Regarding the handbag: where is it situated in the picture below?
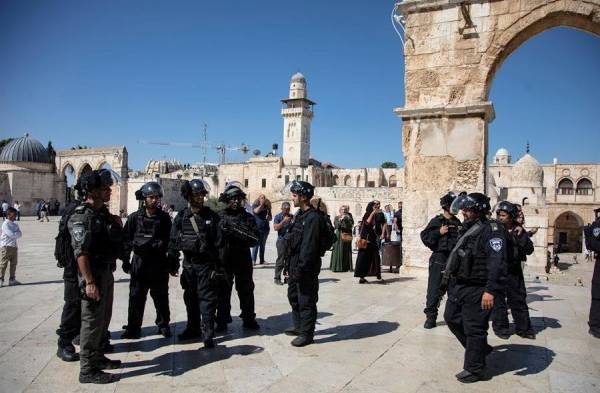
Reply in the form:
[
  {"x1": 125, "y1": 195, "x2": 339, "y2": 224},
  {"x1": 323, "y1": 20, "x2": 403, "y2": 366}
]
[
  {"x1": 356, "y1": 238, "x2": 368, "y2": 249},
  {"x1": 341, "y1": 232, "x2": 353, "y2": 243}
]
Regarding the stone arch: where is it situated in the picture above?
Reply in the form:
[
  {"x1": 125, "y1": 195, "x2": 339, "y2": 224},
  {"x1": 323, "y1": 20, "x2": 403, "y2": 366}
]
[
  {"x1": 389, "y1": 175, "x2": 398, "y2": 188},
  {"x1": 333, "y1": 175, "x2": 339, "y2": 186},
  {"x1": 576, "y1": 177, "x2": 593, "y2": 195},
  {"x1": 343, "y1": 175, "x2": 351, "y2": 186},
  {"x1": 557, "y1": 177, "x2": 574, "y2": 195},
  {"x1": 553, "y1": 210, "x2": 584, "y2": 253},
  {"x1": 78, "y1": 163, "x2": 92, "y2": 177},
  {"x1": 482, "y1": 4, "x2": 600, "y2": 101},
  {"x1": 356, "y1": 175, "x2": 362, "y2": 187}
]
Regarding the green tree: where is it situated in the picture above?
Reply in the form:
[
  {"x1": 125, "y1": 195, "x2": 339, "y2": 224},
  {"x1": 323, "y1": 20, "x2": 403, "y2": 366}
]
[
  {"x1": 204, "y1": 196, "x2": 227, "y2": 212},
  {"x1": 381, "y1": 161, "x2": 398, "y2": 168},
  {"x1": 0, "y1": 138, "x2": 14, "y2": 151}
]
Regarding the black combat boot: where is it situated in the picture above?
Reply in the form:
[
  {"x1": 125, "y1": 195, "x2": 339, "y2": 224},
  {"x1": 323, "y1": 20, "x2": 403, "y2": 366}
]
[
  {"x1": 291, "y1": 335, "x2": 314, "y2": 347},
  {"x1": 57, "y1": 345, "x2": 79, "y2": 362},
  {"x1": 121, "y1": 327, "x2": 141, "y2": 339},
  {"x1": 455, "y1": 369, "x2": 482, "y2": 383},
  {"x1": 243, "y1": 319, "x2": 260, "y2": 330},
  {"x1": 79, "y1": 370, "x2": 120, "y2": 384},
  {"x1": 517, "y1": 329, "x2": 536, "y2": 340},
  {"x1": 158, "y1": 326, "x2": 172, "y2": 338},
  {"x1": 423, "y1": 316, "x2": 437, "y2": 329}
]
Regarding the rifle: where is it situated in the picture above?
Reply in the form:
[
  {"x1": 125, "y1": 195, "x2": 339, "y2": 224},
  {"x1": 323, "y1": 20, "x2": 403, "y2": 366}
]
[
  {"x1": 436, "y1": 221, "x2": 483, "y2": 307},
  {"x1": 221, "y1": 217, "x2": 259, "y2": 244}
]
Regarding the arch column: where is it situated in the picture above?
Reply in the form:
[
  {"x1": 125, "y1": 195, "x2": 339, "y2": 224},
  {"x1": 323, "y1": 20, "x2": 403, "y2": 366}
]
[{"x1": 395, "y1": 102, "x2": 495, "y2": 269}]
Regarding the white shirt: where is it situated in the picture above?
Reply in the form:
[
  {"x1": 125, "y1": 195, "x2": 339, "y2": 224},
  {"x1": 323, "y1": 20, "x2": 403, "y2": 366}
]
[
  {"x1": 1, "y1": 202, "x2": 8, "y2": 212},
  {"x1": 13, "y1": 203, "x2": 20, "y2": 211},
  {"x1": 1, "y1": 219, "x2": 22, "y2": 248}
]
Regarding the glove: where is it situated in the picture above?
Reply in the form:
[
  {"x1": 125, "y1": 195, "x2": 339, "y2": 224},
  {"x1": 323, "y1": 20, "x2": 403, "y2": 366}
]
[{"x1": 122, "y1": 260, "x2": 131, "y2": 274}]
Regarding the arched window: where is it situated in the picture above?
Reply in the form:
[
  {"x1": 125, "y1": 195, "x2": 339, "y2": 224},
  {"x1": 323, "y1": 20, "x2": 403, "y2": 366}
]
[
  {"x1": 343, "y1": 175, "x2": 351, "y2": 186},
  {"x1": 333, "y1": 175, "x2": 339, "y2": 186},
  {"x1": 576, "y1": 178, "x2": 593, "y2": 195},
  {"x1": 557, "y1": 178, "x2": 574, "y2": 195},
  {"x1": 389, "y1": 175, "x2": 397, "y2": 188},
  {"x1": 356, "y1": 175, "x2": 362, "y2": 187}
]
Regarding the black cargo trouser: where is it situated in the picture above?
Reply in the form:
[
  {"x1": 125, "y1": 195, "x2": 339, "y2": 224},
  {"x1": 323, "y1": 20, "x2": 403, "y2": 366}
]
[
  {"x1": 275, "y1": 239, "x2": 286, "y2": 281},
  {"x1": 424, "y1": 252, "x2": 447, "y2": 318},
  {"x1": 181, "y1": 263, "x2": 217, "y2": 338},
  {"x1": 127, "y1": 256, "x2": 170, "y2": 332},
  {"x1": 492, "y1": 269, "x2": 531, "y2": 335},
  {"x1": 444, "y1": 284, "x2": 491, "y2": 375},
  {"x1": 287, "y1": 272, "x2": 319, "y2": 338},
  {"x1": 589, "y1": 257, "x2": 600, "y2": 333},
  {"x1": 217, "y1": 258, "x2": 256, "y2": 325},
  {"x1": 80, "y1": 265, "x2": 114, "y2": 375},
  {"x1": 57, "y1": 278, "x2": 81, "y2": 348}
]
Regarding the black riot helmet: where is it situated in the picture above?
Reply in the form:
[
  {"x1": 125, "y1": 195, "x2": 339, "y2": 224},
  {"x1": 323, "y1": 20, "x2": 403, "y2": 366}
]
[
  {"x1": 135, "y1": 181, "x2": 163, "y2": 200},
  {"x1": 494, "y1": 200, "x2": 517, "y2": 218},
  {"x1": 449, "y1": 192, "x2": 491, "y2": 215},
  {"x1": 74, "y1": 169, "x2": 118, "y2": 196},
  {"x1": 218, "y1": 181, "x2": 247, "y2": 203},
  {"x1": 180, "y1": 179, "x2": 210, "y2": 201},
  {"x1": 440, "y1": 192, "x2": 457, "y2": 210},
  {"x1": 282, "y1": 180, "x2": 314, "y2": 199}
]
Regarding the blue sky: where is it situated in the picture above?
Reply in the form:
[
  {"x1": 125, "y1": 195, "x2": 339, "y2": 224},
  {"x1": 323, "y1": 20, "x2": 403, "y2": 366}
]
[{"x1": 1, "y1": 1, "x2": 599, "y2": 170}]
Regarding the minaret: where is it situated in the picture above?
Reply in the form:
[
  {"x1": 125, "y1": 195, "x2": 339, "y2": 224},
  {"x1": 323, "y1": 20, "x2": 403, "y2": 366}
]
[{"x1": 281, "y1": 72, "x2": 315, "y2": 167}]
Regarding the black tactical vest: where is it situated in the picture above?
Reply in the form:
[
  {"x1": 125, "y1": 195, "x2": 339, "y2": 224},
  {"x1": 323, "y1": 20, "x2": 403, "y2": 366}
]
[{"x1": 132, "y1": 213, "x2": 160, "y2": 257}]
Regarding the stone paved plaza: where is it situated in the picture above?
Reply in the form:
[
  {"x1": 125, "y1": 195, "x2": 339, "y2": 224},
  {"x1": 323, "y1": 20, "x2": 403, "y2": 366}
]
[{"x1": 0, "y1": 217, "x2": 599, "y2": 393}]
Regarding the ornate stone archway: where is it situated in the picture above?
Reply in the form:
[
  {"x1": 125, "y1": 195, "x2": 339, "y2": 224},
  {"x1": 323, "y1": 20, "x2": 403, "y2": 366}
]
[
  {"x1": 394, "y1": 0, "x2": 600, "y2": 268},
  {"x1": 55, "y1": 147, "x2": 129, "y2": 214}
]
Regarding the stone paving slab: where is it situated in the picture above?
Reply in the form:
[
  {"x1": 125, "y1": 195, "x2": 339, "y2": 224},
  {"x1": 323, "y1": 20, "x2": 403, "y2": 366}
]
[{"x1": 0, "y1": 217, "x2": 598, "y2": 392}]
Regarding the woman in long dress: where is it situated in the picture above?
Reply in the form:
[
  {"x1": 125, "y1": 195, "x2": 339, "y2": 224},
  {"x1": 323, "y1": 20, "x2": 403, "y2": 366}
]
[
  {"x1": 330, "y1": 205, "x2": 354, "y2": 272},
  {"x1": 354, "y1": 201, "x2": 383, "y2": 283}
]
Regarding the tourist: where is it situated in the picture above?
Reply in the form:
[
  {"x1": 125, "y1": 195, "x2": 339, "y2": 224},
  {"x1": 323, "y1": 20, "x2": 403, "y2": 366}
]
[
  {"x1": 251, "y1": 194, "x2": 272, "y2": 265},
  {"x1": 1, "y1": 200, "x2": 8, "y2": 220},
  {"x1": 372, "y1": 200, "x2": 386, "y2": 252},
  {"x1": 40, "y1": 200, "x2": 49, "y2": 222},
  {"x1": 330, "y1": 205, "x2": 354, "y2": 272},
  {"x1": 13, "y1": 201, "x2": 20, "y2": 221},
  {"x1": 354, "y1": 201, "x2": 383, "y2": 283},
  {"x1": 0, "y1": 207, "x2": 22, "y2": 286},
  {"x1": 273, "y1": 202, "x2": 293, "y2": 285},
  {"x1": 383, "y1": 204, "x2": 393, "y2": 242},
  {"x1": 353, "y1": 220, "x2": 362, "y2": 251},
  {"x1": 393, "y1": 201, "x2": 403, "y2": 243}
]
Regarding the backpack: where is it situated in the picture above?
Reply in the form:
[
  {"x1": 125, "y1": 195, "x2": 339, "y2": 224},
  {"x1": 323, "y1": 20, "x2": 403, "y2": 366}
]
[
  {"x1": 317, "y1": 211, "x2": 337, "y2": 257},
  {"x1": 54, "y1": 201, "x2": 81, "y2": 268}
]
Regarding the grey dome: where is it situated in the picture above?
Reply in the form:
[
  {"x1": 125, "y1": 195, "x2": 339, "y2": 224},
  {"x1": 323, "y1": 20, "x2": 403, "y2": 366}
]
[
  {"x1": 0, "y1": 134, "x2": 50, "y2": 163},
  {"x1": 291, "y1": 72, "x2": 306, "y2": 82}
]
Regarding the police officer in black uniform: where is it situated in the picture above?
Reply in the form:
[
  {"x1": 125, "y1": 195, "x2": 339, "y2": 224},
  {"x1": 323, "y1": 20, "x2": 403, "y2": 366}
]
[
  {"x1": 443, "y1": 192, "x2": 507, "y2": 383},
  {"x1": 283, "y1": 181, "x2": 321, "y2": 347},
  {"x1": 491, "y1": 201, "x2": 536, "y2": 340},
  {"x1": 585, "y1": 208, "x2": 600, "y2": 338},
  {"x1": 168, "y1": 179, "x2": 221, "y2": 348},
  {"x1": 68, "y1": 169, "x2": 125, "y2": 384},
  {"x1": 56, "y1": 194, "x2": 84, "y2": 362},
  {"x1": 216, "y1": 183, "x2": 260, "y2": 332},
  {"x1": 121, "y1": 182, "x2": 175, "y2": 339},
  {"x1": 420, "y1": 192, "x2": 461, "y2": 329}
]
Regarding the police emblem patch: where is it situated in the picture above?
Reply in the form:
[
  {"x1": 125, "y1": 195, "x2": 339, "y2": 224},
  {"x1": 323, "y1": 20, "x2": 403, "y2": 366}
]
[
  {"x1": 593, "y1": 227, "x2": 600, "y2": 238},
  {"x1": 489, "y1": 237, "x2": 503, "y2": 252},
  {"x1": 72, "y1": 223, "x2": 85, "y2": 242}
]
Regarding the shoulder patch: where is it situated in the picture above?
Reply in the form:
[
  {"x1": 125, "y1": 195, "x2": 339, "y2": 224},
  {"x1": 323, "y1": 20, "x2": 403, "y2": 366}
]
[
  {"x1": 72, "y1": 222, "x2": 85, "y2": 242},
  {"x1": 593, "y1": 227, "x2": 600, "y2": 238},
  {"x1": 489, "y1": 237, "x2": 503, "y2": 252}
]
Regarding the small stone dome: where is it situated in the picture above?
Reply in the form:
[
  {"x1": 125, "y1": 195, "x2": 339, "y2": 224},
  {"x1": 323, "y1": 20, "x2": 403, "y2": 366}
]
[
  {"x1": 144, "y1": 159, "x2": 183, "y2": 175},
  {"x1": 291, "y1": 72, "x2": 305, "y2": 82},
  {"x1": 495, "y1": 148, "x2": 509, "y2": 157},
  {"x1": 0, "y1": 133, "x2": 50, "y2": 163},
  {"x1": 512, "y1": 153, "x2": 543, "y2": 187}
]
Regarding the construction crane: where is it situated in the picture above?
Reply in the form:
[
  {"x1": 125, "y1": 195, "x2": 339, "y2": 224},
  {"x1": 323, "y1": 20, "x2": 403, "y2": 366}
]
[{"x1": 138, "y1": 124, "x2": 251, "y2": 168}]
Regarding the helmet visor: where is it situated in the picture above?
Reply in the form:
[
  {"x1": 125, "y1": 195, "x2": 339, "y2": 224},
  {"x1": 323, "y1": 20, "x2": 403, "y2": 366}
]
[{"x1": 449, "y1": 194, "x2": 475, "y2": 215}]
